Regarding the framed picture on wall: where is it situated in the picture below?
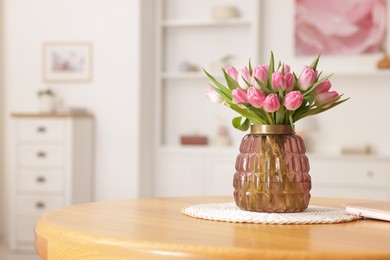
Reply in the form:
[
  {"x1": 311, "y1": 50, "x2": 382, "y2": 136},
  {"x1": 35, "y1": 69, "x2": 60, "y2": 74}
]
[
  {"x1": 42, "y1": 42, "x2": 93, "y2": 83},
  {"x1": 262, "y1": 0, "x2": 390, "y2": 75},
  {"x1": 295, "y1": 0, "x2": 388, "y2": 57},
  {"x1": 292, "y1": 0, "x2": 390, "y2": 73}
]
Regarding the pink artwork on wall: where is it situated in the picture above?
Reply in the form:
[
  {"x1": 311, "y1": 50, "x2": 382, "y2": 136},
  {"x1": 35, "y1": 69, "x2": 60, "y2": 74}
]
[{"x1": 295, "y1": 0, "x2": 387, "y2": 56}]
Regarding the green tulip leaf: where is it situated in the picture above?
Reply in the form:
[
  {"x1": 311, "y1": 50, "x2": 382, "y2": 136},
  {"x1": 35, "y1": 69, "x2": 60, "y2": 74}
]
[
  {"x1": 276, "y1": 105, "x2": 285, "y2": 124},
  {"x1": 232, "y1": 117, "x2": 251, "y2": 131},
  {"x1": 248, "y1": 58, "x2": 253, "y2": 76},
  {"x1": 222, "y1": 69, "x2": 240, "y2": 90},
  {"x1": 268, "y1": 51, "x2": 275, "y2": 84},
  {"x1": 310, "y1": 54, "x2": 321, "y2": 70},
  {"x1": 204, "y1": 69, "x2": 232, "y2": 99}
]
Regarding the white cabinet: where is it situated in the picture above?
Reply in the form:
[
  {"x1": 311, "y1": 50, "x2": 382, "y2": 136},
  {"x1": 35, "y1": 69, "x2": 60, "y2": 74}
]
[
  {"x1": 154, "y1": 0, "x2": 261, "y2": 196},
  {"x1": 10, "y1": 113, "x2": 93, "y2": 251},
  {"x1": 155, "y1": 149, "x2": 390, "y2": 201},
  {"x1": 309, "y1": 154, "x2": 390, "y2": 200},
  {"x1": 155, "y1": 148, "x2": 236, "y2": 197}
]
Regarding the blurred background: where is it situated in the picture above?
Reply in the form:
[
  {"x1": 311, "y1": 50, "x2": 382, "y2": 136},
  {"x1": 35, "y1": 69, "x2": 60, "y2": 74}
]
[{"x1": 1, "y1": 0, "x2": 390, "y2": 254}]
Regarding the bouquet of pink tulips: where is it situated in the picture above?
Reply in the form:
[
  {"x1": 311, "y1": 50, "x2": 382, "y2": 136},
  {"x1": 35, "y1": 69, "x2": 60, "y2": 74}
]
[{"x1": 204, "y1": 52, "x2": 348, "y2": 131}]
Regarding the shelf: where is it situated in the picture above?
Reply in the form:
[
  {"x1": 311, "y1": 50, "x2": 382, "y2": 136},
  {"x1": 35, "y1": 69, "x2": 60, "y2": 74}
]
[
  {"x1": 161, "y1": 19, "x2": 251, "y2": 28},
  {"x1": 158, "y1": 147, "x2": 390, "y2": 160},
  {"x1": 159, "y1": 145, "x2": 236, "y2": 154},
  {"x1": 307, "y1": 152, "x2": 390, "y2": 161},
  {"x1": 161, "y1": 72, "x2": 224, "y2": 80}
]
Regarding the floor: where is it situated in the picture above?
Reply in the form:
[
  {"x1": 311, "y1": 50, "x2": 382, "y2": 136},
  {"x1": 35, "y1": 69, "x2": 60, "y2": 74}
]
[{"x1": 0, "y1": 244, "x2": 40, "y2": 260}]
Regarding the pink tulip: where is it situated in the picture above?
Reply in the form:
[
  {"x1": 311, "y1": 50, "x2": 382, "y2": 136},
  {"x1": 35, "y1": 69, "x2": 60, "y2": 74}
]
[
  {"x1": 225, "y1": 66, "x2": 238, "y2": 81},
  {"x1": 284, "y1": 91, "x2": 303, "y2": 111},
  {"x1": 271, "y1": 71, "x2": 286, "y2": 91},
  {"x1": 278, "y1": 64, "x2": 291, "y2": 73},
  {"x1": 313, "y1": 79, "x2": 332, "y2": 95},
  {"x1": 298, "y1": 65, "x2": 317, "y2": 91},
  {"x1": 252, "y1": 65, "x2": 268, "y2": 88},
  {"x1": 247, "y1": 87, "x2": 266, "y2": 108},
  {"x1": 315, "y1": 91, "x2": 339, "y2": 107},
  {"x1": 232, "y1": 88, "x2": 249, "y2": 104},
  {"x1": 205, "y1": 86, "x2": 223, "y2": 104},
  {"x1": 238, "y1": 67, "x2": 252, "y2": 89},
  {"x1": 284, "y1": 72, "x2": 295, "y2": 92},
  {"x1": 263, "y1": 94, "x2": 280, "y2": 113}
]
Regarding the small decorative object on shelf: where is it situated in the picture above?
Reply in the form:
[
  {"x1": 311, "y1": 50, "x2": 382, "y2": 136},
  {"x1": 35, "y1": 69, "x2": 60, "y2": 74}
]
[
  {"x1": 214, "y1": 124, "x2": 232, "y2": 147},
  {"x1": 212, "y1": 5, "x2": 240, "y2": 20},
  {"x1": 210, "y1": 55, "x2": 235, "y2": 73},
  {"x1": 37, "y1": 88, "x2": 56, "y2": 113},
  {"x1": 179, "y1": 61, "x2": 200, "y2": 72},
  {"x1": 204, "y1": 52, "x2": 349, "y2": 212},
  {"x1": 180, "y1": 135, "x2": 208, "y2": 145},
  {"x1": 340, "y1": 144, "x2": 372, "y2": 155},
  {"x1": 377, "y1": 54, "x2": 390, "y2": 69}
]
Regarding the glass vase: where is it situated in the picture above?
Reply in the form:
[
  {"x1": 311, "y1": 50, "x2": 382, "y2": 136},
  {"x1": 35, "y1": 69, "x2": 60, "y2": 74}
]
[{"x1": 233, "y1": 125, "x2": 311, "y2": 213}]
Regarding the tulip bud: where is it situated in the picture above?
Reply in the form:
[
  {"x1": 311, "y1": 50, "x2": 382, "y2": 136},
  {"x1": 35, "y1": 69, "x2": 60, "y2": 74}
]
[
  {"x1": 238, "y1": 67, "x2": 252, "y2": 90},
  {"x1": 225, "y1": 66, "x2": 238, "y2": 81},
  {"x1": 315, "y1": 91, "x2": 339, "y2": 108},
  {"x1": 252, "y1": 65, "x2": 268, "y2": 88},
  {"x1": 232, "y1": 88, "x2": 249, "y2": 104},
  {"x1": 263, "y1": 94, "x2": 280, "y2": 113},
  {"x1": 247, "y1": 87, "x2": 265, "y2": 108},
  {"x1": 205, "y1": 86, "x2": 223, "y2": 104},
  {"x1": 284, "y1": 91, "x2": 303, "y2": 111},
  {"x1": 271, "y1": 71, "x2": 286, "y2": 91},
  {"x1": 313, "y1": 79, "x2": 332, "y2": 95},
  {"x1": 284, "y1": 72, "x2": 295, "y2": 92},
  {"x1": 298, "y1": 65, "x2": 317, "y2": 91}
]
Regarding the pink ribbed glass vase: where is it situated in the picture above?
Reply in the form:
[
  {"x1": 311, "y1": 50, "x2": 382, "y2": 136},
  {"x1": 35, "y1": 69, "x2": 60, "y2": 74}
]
[{"x1": 233, "y1": 125, "x2": 311, "y2": 213}]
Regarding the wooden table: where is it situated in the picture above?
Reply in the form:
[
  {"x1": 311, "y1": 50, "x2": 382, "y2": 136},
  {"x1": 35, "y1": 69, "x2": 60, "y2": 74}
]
[{"x1": 35, "y1": 197, "x2": 390, "y2": 259}]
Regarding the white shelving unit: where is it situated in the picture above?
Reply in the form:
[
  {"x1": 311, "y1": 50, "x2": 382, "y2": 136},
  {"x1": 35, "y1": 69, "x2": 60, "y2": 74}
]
[
  {"x1": 161, "y1": 19, "x2": 252, "y2": 28},
  {"x1": 154, "y1": 0, "x2": 261, "y2": 197},
  {"x1": 152, "y1": 0, "x2": 390, "y2": 200},
  {"x1": 155, "y1": 0, "x2": 261, "y2": 148}
]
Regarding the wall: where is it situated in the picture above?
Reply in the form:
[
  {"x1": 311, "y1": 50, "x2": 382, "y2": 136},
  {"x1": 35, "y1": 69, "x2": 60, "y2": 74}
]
[
  {"x1": 0, "y1": 0, "x2": 4, "y2": 242},
  {"x1": 2, "y1": 0, "x2": 145, "y2": 207},
  {"x1": 139, "y1": 0, "x2": 155, "y2": 197}
]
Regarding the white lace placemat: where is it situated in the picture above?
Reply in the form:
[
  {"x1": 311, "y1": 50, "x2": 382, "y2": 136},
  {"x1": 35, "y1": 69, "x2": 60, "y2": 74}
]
[{"x1": 182, "y1": 202, "x2": 360, "y2": 224}]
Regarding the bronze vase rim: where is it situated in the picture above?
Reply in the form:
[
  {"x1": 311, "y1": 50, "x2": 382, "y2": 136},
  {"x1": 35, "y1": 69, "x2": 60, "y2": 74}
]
[{"x1": 250, "y1": 125, "x2": 295, "y2": 135}]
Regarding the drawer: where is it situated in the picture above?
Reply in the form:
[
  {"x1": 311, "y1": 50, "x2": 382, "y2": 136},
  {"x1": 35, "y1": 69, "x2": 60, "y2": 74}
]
[
  {"x1": 16, "y1": 218, "x2": 37, "y2": 243},
  {"x1": 18, "y1": 170, "x2": 64, "y2": 192},
  {"x1": 17, "y1": 195, "x2": 64, "y2": 216},
  {"x1": 310, "y1": 160, "x2": 390, "y2": 187},
  {"x1": 17, "y1": 118, "x2": 65, "y2": 142},
  {"x1": 19, "y1": 144, "x2": 64, "y2": 167}
]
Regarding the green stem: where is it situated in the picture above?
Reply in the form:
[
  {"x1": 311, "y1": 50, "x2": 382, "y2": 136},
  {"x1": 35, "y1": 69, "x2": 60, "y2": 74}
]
[{"x1": 271, "y1": 112, "x2": 276, "y2": 125}]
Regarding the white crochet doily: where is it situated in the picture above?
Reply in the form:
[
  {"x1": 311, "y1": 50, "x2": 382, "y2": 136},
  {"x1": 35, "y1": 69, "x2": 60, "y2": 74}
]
[{"x1": 182, "y1": 202, "x2": 360, "y2": 224}]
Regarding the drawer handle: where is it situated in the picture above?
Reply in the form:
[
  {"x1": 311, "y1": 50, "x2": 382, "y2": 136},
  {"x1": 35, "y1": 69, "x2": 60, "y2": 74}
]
[
  {"x1": 36, "y1": 176, "x2": 46, "y2": 183},
  {"x1": 35, "y1": 201, "x2": 46, "y2": 209},
  {"x1": 36, "y1": 126, "x2": 47, "y2": 133},
  {"x1": 36, "y1": 151, "x2": 46, "y2": 158},
  {"x1": 367, "y1": 171, "x2": 374, "y2": 177}
]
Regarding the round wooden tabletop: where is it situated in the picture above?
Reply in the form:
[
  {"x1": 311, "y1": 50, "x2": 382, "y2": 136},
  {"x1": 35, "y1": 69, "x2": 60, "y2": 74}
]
[{"x1": 35, "y1": 197, "x2": 390, "y2": 259}]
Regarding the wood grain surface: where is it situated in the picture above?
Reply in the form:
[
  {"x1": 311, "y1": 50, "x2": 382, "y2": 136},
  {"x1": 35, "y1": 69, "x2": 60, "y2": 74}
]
[{"x1": 35, "y1": 197, "x2": 390, "y2": 259}]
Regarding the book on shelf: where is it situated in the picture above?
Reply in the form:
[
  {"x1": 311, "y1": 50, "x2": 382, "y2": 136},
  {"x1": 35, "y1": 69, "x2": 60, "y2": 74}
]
[{"x1": 344, "y1": 201, "x2": 390, "y2": 222}]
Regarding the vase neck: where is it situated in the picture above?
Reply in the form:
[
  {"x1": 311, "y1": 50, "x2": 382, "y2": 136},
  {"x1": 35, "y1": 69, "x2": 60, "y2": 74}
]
[{"x1": 250, "y1": 125, "x2": 295, "y2": 135}]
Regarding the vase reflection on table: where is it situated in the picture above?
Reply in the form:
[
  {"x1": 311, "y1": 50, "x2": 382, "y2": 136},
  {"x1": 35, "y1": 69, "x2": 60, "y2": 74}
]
[{"x1": 205, "y1": 52, "x2": 348, "y2": 213}]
